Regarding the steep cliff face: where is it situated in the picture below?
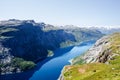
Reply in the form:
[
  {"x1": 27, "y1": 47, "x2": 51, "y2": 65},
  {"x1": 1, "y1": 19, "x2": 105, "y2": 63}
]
[
  {"x1": 60, "y1": 33, "x2": 120, "y2": 80},
  {"x1": 0, "y1": 19, "x2": 103, "y2": 74},
  {"x1": 0, "y1": 19, "x2": 103, "y2": 61}
]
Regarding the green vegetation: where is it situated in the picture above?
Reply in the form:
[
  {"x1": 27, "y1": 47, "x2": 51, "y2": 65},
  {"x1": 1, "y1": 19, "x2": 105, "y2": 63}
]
[
  {"x1": 63, "y1": 61, "x2": 120, "y2": 80},
  {"x1": 70, "y1": 28, "x2": 103, "y2": 42},
  {"x1": 11, "y1": 58, "x2": 36, "y2": 71},
  {"x1": 62, "y1": 33, "x2": 120, "y2": 80},
  {"x1": 72, "y1": 58, "x2": 84, "y2": 65}
]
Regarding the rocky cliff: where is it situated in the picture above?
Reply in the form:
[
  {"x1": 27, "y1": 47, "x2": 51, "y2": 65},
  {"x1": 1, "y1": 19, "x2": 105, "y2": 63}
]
[
  {"x1": 0, "y1": 45, "x2": 35, "y2": 75},
  {"x1": 60, "y1": 33, "x2": 120, "y2": 80}
]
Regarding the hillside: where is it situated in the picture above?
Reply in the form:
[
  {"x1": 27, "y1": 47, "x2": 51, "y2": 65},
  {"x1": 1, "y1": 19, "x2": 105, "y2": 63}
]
[
  {"x1": 60, "y1": 33, "x2": 120, "y2": 80},
  {"x1": 0, "y1": 19, "x2": 103, "y2": 74}
]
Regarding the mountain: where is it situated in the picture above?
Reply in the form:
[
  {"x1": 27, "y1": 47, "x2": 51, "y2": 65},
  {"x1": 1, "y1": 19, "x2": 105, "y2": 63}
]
[
  {"x1": 59, "y1": 33, "x2": 120, "y2": 80},
  {"x1": 0, "y1": 19, "x2": 103, "y2": 74},
  {"x1": 89, "y1": 27, "x2": 120, "y2": 34}
]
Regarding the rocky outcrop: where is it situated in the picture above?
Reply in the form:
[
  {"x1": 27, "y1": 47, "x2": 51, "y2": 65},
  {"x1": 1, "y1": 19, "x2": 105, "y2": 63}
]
[
  {"x1": 0, "y1": 44, "x2": 35, "y2": 75},
  {"x1": 0, "y1": 45, "x2": 21, "y2": 75},
  {"x1": 79, "y1": 35, "x2": 111, "y2": 63},
  {"x1": 72, "y1": 33, "x2": 120, "y2": 65}
]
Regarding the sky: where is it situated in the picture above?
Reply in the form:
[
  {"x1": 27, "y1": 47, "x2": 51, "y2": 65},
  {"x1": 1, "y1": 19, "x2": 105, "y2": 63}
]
[{"x1": 0, "y1": 0, "x2": 120, "y2": 27}]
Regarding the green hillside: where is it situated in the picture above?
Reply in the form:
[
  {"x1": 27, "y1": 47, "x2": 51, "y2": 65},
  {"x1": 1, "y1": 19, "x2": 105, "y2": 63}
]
[{"x1": 61, "y1": 33, "x2": 120, "y2": 80}]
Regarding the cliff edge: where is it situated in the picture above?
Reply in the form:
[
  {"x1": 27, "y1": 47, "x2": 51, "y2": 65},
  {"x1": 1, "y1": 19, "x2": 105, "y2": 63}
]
[{"x1": 60, "y1": 33, "x2": 120, "y2": 80}]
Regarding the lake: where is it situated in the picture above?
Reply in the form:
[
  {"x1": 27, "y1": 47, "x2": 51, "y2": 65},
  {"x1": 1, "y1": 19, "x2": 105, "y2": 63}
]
[
  {"x1": 29, "y1": 41, "x2": 95, "y2": 80},
  {"x1": 0, "y1": 41, "x2": 95, "y2": 80}
]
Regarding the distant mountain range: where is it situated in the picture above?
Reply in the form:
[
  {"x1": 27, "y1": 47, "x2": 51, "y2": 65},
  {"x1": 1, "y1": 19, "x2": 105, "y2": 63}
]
[{"x1": 88, "y1": 27, "x2": 120, "y2": 34}]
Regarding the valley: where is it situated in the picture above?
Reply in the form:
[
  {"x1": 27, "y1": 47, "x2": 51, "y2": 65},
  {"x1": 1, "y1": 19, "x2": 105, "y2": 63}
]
[{"x1": 1, "y1": 19, "x2": 120, "y2": 80}]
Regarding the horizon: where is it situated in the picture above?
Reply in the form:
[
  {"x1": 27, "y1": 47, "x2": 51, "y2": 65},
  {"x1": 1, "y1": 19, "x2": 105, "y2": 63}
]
[
  {"x1": 1, "y1": 19, "x2": 120, "y2": 28},
  {"x1": 0, "y1": 0, "x2": 120, "y2": 27}
]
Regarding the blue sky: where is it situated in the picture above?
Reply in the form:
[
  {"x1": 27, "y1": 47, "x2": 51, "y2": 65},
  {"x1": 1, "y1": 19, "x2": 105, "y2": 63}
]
[{"x1": 0, "y1": 0, "x2": 120, "y2": 26}]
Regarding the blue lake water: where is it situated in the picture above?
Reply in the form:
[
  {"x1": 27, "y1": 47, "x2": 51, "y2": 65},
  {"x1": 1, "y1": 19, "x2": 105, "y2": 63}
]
[{"x1": 29, "y1": 41, "x2": 94, "y2": 80}]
